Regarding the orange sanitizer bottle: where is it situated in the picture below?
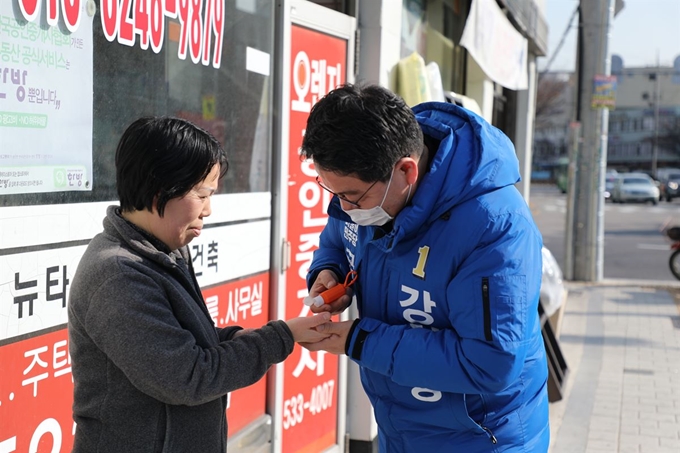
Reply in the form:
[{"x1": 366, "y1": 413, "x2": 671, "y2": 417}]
[{"x1": 303, "y1": 270, "x2": 358, "y2": 307}]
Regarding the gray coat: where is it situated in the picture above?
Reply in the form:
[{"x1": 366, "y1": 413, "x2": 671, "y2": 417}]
[{"x1": 68, "y1": 206, "x2": 294, "y2": 453}]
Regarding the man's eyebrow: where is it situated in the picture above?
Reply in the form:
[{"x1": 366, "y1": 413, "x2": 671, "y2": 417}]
[
  {"x1": 334, "y1": 183, "x2": 366, "y2": 195},
  {"x1": 335, "y1": 188, "x2": 360, "y2": 197}
]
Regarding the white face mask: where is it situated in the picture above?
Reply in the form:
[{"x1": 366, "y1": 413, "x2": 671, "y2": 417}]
[
  {"x1": 343, "y1": 170, "x2": 412, "y2": 226},
  {"x1": 345, "y1": 203, "x2": 393, "y2": 226}
]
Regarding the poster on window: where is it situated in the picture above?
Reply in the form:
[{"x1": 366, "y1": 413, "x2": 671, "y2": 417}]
[
  {"x1": 283, "y1": 24, "x2": 346, "y2": 453},
  {"x1": 0, "y1": 0, "x2": 93, "y2": 195}
]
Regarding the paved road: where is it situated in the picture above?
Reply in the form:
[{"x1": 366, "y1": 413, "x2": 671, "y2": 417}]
[{"x1": 529, "y1": 184, "x2": 680, "y2": 281}]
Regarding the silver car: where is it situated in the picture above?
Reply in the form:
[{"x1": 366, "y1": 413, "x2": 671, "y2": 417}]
[{"x1": 611, "y1": 173, "x2": 659, "y2": 205}]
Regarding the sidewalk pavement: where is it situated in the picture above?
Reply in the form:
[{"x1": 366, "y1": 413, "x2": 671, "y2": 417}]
[{"x1": 548, "y1": 279, "x2": 680, "y2": 453}]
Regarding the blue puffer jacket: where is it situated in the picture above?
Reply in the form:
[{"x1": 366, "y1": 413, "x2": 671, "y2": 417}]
[{"x1": 308, "y1": 102, "x2": 549, "y2": 452}]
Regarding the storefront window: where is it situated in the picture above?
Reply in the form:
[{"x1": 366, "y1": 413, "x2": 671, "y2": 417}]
[
  {"x1": 401, "y1": 0, "x2": 468, "y2": 95},
  {"x1": 306, "y1": 1, "x2": 353, "y2": 14},
  {"x1": 492, "y1": 84, "x2": 517, "y2": 143},
  {"x1": 1, "y1": 1, "x2": 274, "y2": 207}
]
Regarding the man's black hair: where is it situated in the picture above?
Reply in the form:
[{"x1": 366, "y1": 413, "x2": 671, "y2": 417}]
[
  {"x1": 115, "y1": 116, "x2": 228, "y2": 217},
  {"x1": 300, "y1": 84, "x2": 423, "y2": 182}
]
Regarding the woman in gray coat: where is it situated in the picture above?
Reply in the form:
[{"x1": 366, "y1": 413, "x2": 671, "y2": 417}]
[{"x1": 68, "y1": 117, "x2": 330, "y2": 453}]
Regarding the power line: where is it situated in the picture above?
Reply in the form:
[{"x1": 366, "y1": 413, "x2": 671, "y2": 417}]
[{"x1": 540, "y1": 6, "x2": 579, "y2": 76}]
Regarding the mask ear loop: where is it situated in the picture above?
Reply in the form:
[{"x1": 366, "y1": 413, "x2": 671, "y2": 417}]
[
  {"x1": 378, "y1": 169, "x2": 395, "y2": 208},
  {"x1": 400, "y1": 154, "x2": 414, "y2": 205}
]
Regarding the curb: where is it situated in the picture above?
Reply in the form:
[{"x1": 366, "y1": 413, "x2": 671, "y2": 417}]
[{"x1": 565, "y1": 278, "x2": 680, "y2": 290}]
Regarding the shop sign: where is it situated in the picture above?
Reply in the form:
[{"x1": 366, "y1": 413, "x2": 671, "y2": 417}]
[
  {"x1": 291, "y1": 46, "x2": 343, "y2": 113},
  {"x1": 0, "y1": 329, "x2": 75, "y2": 453},
  {"x1": 15, "y1": 0, "x2": 226, "y2": 68},
  {"x1": 0, "y1": 245, "x2": 84, "y2": 342},
  {"x1": 283, "y1": 24, "x2": 346, "y2": 453},
  {"x1": 99, "y1": 0, "x2": 226, "y2": 67},
  {"x1": 0, "y1": 224, "x2": 269, "y2": 343}
]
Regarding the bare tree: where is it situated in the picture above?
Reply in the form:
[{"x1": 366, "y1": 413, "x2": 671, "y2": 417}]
[{"x1": 535, "y1": 76, "x2": 569, "y2": 129}]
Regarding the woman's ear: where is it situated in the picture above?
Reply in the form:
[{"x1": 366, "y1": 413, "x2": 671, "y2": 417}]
[{"x1": 151, "y1": 195, "x2": 160, "y2": 215}]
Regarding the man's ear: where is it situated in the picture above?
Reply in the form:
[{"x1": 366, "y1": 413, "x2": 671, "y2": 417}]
[{"x1": 398, "y1": 157, "x2": 419, "y2": 185}]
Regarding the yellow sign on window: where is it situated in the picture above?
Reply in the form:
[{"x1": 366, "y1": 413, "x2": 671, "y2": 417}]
[{"x1": 202, "y1": 95, "x2": 216, "y2": 120}]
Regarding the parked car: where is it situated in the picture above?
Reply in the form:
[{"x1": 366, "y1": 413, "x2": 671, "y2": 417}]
[
  {"x1": 659, "y1": 172, "x2": 680, "y2": 202},
  {"x1": 634, "y1": 168, "x2": 662, "y2": 189},
  {"x1": 610, "y1": 173, "x2": 659, "y2": 205},
  {"x1": 655, "y1": 167, "x2": 680, "y2": 184}
]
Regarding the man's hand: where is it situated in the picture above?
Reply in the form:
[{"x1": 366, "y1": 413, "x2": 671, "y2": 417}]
[
  {"x1": 299, "y1": 320, "x2": 356, "y2": 355},
  {"x1": 308, "y1": 270, "x2": 352, "y2": 315},
  {"x1": 285, "y1": 312, "x2": 332, "y2": 343}
]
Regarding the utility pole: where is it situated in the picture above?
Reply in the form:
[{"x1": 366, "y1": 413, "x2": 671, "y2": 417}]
[
  {"x1": 567, "y1": 0, "x2": 617, "y2": 281},
  {"x1": 651, "y1": 54, "x2": 661, "y2": 176}
]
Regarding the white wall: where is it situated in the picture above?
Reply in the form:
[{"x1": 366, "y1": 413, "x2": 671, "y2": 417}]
[
  {"x1": 358, "y1": 0, "x2": 403, "y2": 89},
  {"x1": 515, "y1": 55, "x2": 538, "y2": 203},
  {"x1": 465, "y1": 55, "x2": 495, "y2": 122}
]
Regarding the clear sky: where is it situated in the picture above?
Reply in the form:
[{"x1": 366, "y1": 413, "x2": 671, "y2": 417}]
[{"x1": 538, "y1": 0, "x2": 680, "y2": 72}]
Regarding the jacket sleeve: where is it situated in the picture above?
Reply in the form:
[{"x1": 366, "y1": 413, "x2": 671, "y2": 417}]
[
  {"x1": 73, "y1": 271, "x2": 295, "y2": 406},
  {"x1": 306, "y1": 217, "x2": 351, "y2": 289},
  {"x1": 217, "y1": 326, "x2": 244, "y2": 341},
  {"x1": 345, "y1": 212, "x2": 544, "y2": 394}
]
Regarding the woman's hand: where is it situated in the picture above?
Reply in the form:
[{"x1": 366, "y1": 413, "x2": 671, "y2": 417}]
[{"x1": 285, "y1": 312, "x2": 333, "y2": 343}]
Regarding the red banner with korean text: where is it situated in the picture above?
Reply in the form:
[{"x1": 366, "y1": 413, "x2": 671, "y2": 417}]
[
  {"x1": 282, "y1": 25, "x2": 347, "y2": 453},
  {"x1": 0, "y1": 272, "x2": 269, "y2": 452},
  {"x1": 0, "y1": 329, "x2": 74, "y2": 453},
  {"x1": 204, "y1": 272, "x2": 271, "y2": 436}
]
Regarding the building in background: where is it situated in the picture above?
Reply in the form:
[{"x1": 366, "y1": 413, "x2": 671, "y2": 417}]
[
  {"x1": 608, "y1": 57, "x2": 680, "y2": 173},
  {"x1": 533, "y1": 56, "x2": 680, "y2": 183}
]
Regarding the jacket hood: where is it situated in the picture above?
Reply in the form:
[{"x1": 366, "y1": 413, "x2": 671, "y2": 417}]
[
  {"x1": 409, "y1": 102, "x2": 521, "y2": 219},
  {"x1": 327, "y1": 102, "x2": 521, "y2": 240}
]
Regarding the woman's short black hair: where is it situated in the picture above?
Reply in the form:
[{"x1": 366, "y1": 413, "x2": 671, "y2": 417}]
[
  {"x1": 300, "y1": 84, "x2": 423, "y2": 182},
  {"x1": 115, "y1": 117, "x2": 228, "y2": 217}
]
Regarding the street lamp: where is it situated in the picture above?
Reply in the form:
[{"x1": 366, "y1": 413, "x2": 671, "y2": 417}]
[
  {"x1": 642, "y1": 66, "x2": 661, "y2": 178},
  {"x1": 643, "y1": 68, "x2": 661, "y2": 176}
]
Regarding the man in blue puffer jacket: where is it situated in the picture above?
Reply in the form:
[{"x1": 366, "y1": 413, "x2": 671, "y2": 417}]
[{"x1": 301, "y1": 84, "x2": 549, "y2": 452}]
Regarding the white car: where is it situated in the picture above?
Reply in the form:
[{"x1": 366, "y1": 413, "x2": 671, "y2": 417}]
[{"x1": 611, "y1": 173, "x2": 659, "y2": 205}]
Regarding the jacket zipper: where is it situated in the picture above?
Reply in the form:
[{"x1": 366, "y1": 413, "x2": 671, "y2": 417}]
[
  {"x1": 480, "y1": 425, "x2": 498, "y2": 444},
  {"x1": 482, "y1": 278, "x2": 492, "y2": 341}
]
